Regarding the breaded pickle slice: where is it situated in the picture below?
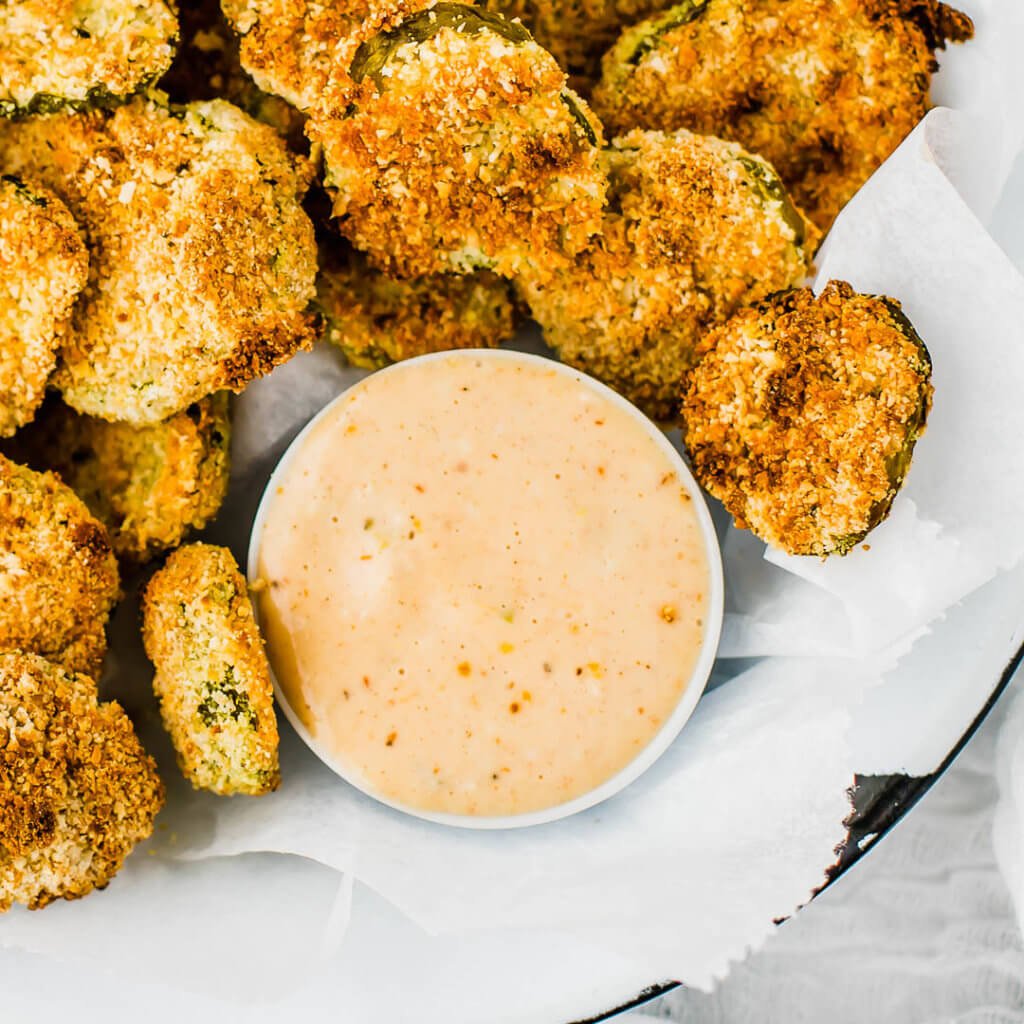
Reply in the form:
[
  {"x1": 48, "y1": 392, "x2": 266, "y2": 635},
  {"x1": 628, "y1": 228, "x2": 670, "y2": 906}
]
[
  {"x1": 221, "y1": 0, "x2": 429, "y2": 112},
  {"x1": 0, "y1": 651, "x2": 164, "y2": 911},
  {"x1": 160, "y1": 0, "x2": 307, "y2": 151},
  {"x1": 682, "y1": 280, "x2": 933, "y2": 556},
  {"x1": 311, "y1": 3, "x2": 607, "y2": 279},
  {"x1": 0, "y1": 176, "x2": 88, "y2": 438},
  {"x1": 0, "y1": 0, "x2": 178, "y2": 116},
  {"x1": 485, "y1": 0, "x2": 669, "y2": 91},
  {"x1": 142, "y1": 544, "x2": 280, "y2": 796},
  {"x1": 0, "y1": 96, "x2": 319, "y2": 425},
  {"x1": 318, "y1": 237, "x2": 518, "y2": 368},
  {"x1": 593, "y1": 0, "x2": 973, "y2": 231},
  {"x1": 0, "y1": 455, "x2": 119, "y2": 679},
  {"x1": 518, "y1": 129, "x2": 818, "y2": 420},
  {"x1": 4, "y1": 394, "x2": 231, "y2": 563}
]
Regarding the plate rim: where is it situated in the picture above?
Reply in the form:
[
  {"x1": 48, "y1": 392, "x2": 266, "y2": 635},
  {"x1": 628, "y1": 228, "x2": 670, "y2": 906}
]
[{"x1": 571, "y1": 636, "x2": 1024, "y2": 1024}]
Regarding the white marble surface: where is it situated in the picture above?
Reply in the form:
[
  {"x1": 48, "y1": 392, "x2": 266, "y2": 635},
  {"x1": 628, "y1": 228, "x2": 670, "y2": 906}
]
[{"x1": 628, "y1": 148, "x2": 1024, "y2": 1024}]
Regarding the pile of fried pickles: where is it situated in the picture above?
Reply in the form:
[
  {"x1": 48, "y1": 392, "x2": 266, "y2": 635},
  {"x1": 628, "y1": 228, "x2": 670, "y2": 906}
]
[{"x1": 0, "y1": 0, "x2": 971, "y2": 910}]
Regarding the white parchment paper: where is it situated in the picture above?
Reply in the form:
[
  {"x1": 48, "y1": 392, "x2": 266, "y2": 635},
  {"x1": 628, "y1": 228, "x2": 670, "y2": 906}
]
[{"x1": 4, "y1": 0, "x2": 1024, "y2": 1003}]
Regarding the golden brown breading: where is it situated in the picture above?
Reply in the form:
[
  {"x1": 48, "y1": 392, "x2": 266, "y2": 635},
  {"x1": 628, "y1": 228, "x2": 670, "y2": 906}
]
[
  {"x1": 220, "y1": 0, "x2": 430, "y2": 112},
  {"x1": 311, "y1": 3, "x2": 607, "y2": 280},
  {"x1": 0, "y1": 651, "x2": 163, "y2": 912},
  {"x1": 682, "y1": 280, "x2": 933, "y2": 556},
  {"x1": 160, "y1": 0, "x2": 308, "y2": 151},
  {"x1": 142, "y1": 544, "x2": 280, "y2": 796},
  {"x1": 518, "y1": 129, "x2": 818, "y2": 420},
  {"x1": 0, "y1": 95, "x2": 319, "y2": 425},
  {"x1": 593, "y1": 0, "x2": 973, "y2": 232},
  {"x1": 317, "y1": 236, "x2": 518, "y2": 368},
  {"x1": 485, "y1": 0, "x2": 669, "y2": 92},
  {"x1": 0, "y1": 176, "x2": 88, "y2": 438},
  {"x1": 3, "y1": 394, "x2": 231, "y2": 563},
  {"x1": 0, "y1": 0, "x2": 178, "y2": 116},
  {"x1": 0, "y1": 455, "x2": 119, "y2": 678}
]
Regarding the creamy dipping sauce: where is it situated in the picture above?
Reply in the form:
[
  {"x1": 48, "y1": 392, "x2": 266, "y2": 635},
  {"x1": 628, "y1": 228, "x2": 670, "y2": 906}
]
[{"x1": 254, "y1": 352, "x2": 716, "y2": 819}]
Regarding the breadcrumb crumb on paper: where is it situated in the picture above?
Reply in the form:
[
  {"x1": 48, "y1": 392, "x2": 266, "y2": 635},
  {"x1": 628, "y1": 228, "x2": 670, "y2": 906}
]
[
  {"x1": 0, "y1": 96, "x2": 319, "y2": 425},
  {"x1": 0, "y1": 651, "x2": 164, "y2": 912},
  {"x1": 142, "y1": 543, "x2": 280, "y2": 796}
]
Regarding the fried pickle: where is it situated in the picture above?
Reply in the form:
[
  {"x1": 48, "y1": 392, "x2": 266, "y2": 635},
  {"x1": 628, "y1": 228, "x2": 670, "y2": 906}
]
[
  {"x1": 0, "y1": 651, "x2": 164, "y2": 911},
  {"x1": 4, "y1": 394, "x2": 231, "y2": 563},
  {"x1": 593, "y1": 0, "x2": 973, "y2": 232},
  {"x1": 311, "y1": 3, "x2": 607, "y2": 280},
  {"x1": 518, "y1": 129, "x2": 818, "y2": 420},
  {"x1": 0, "y1": 455, "x2": 120, "y2": 679},
  {"x1": 0, "y1": 0, "x2": 178, "y2": 117},
  {"x1": 317, "y1": 236, "x2": 518, "y2": 368},
  {"x1": 682, "y1": 280, "x2": 933, "y2": 556},
  {"x1": 0, "y1": 96, "x2": 319, "y2": 425},
  {"x1": 0, "y1": 176, "x2": 88, "y2": 438},
  {"x1": 142, "y1": 544, "x2": 280, "y2": 796}
]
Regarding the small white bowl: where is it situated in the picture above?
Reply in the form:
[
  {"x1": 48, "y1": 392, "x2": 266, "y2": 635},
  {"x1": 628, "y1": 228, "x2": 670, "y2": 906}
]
[{"x1": 248, "y1": 349, "x2": 724, "y2": 829}]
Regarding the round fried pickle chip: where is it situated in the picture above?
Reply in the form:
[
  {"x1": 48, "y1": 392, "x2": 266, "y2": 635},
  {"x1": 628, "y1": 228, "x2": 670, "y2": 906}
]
[
  {"x1": 518, "y1": 129, "x2": 818, "y2": 420},
  {"x1": 318, "y1": 236, "x2": 518, "y2": 368},
  {"x1": 0, "y1": 176, "x2": 88, "y2": 438},
  {"x1": 593, "y1": 0, "x2": 973, "y2": 232},
  {"x1": 682, "y1": 280, "x2": 933, "y2": 557},
  {"x1": 311, "y1": 3, "x2": 607, "y2": 280},
  {"x1": 0, "y1": 455, "x2": 120, "y2": 678},
  {"x1": 3, "y1": 393, "x2": 231, "y2": 563},
  {"x1": 142, "y1": 544, "x2": 280, "y2": 796},
  {"x1": 0, "y1": 0, "x2": 178, "y2": 117},
  {"x1": 0, "y1": 651, "x2": 163, "y2": 912},
  {"x1": 0, "y1": 96, "x2": 318, "y2": 425}
]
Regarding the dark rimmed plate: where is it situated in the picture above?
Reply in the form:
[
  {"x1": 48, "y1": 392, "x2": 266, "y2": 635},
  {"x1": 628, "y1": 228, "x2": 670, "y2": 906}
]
[{"x1": 576, "y1": 640, "x2": 1024, "y2": 1023}]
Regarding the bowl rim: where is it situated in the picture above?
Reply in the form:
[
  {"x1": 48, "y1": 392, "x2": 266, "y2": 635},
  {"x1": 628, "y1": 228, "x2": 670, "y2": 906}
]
[{"x1": 247, "y1": 347, "x2": 725, "y2": 830}]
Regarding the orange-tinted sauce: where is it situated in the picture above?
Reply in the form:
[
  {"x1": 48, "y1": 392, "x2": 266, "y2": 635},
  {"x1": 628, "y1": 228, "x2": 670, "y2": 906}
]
[{"x1": 256, "y1": 354, "x2": 711, "y2": 816}]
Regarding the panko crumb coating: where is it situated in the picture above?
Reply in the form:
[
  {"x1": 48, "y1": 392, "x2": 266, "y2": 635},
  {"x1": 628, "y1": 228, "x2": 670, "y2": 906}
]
[
  {"x1": 0, "y1": 0, "x2": 178, "y2": 117},
  {"x1": 142, "y1": 544, "x2": 280, "y2": 796},
  {"x1": 0, "y1": 652, "x2": 163, "y2": 912},
  {"x1": 0, "y1": 177, "x2": 88, "y2": 438},
  {"x1": 311, "y1": 3, "x2": 607, "y2": 280},
  {"x1": 3, "y1": 394, "x2": 231, "y2": 564},
  {"x1": 593, "y1": 0, "x2": 973, "y2": 232},
  {"x1": 0, "y1": 455, "x2": 119, "y2": 679},
  {"x1": 518, "y1": 129, "x2": 818, "y2": 421},
  {"x1": 682, "y1": 280, "x2": 933, "y2": 557},
  {"x1": 485, "y1": 0, "x2": 669, "y2": 92},
  {"x1": 0, "y1": 96, "x2": 319, "y2": 426},
  {"x1": 317, "y1": 237, "x2": 518, "y2": 368},
  {"x1": 221, "y1": 0, "x2": 431, "y2": 112},
  {"x1": 160, "y1": 0, "x2": 308, "y2": 151}
]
